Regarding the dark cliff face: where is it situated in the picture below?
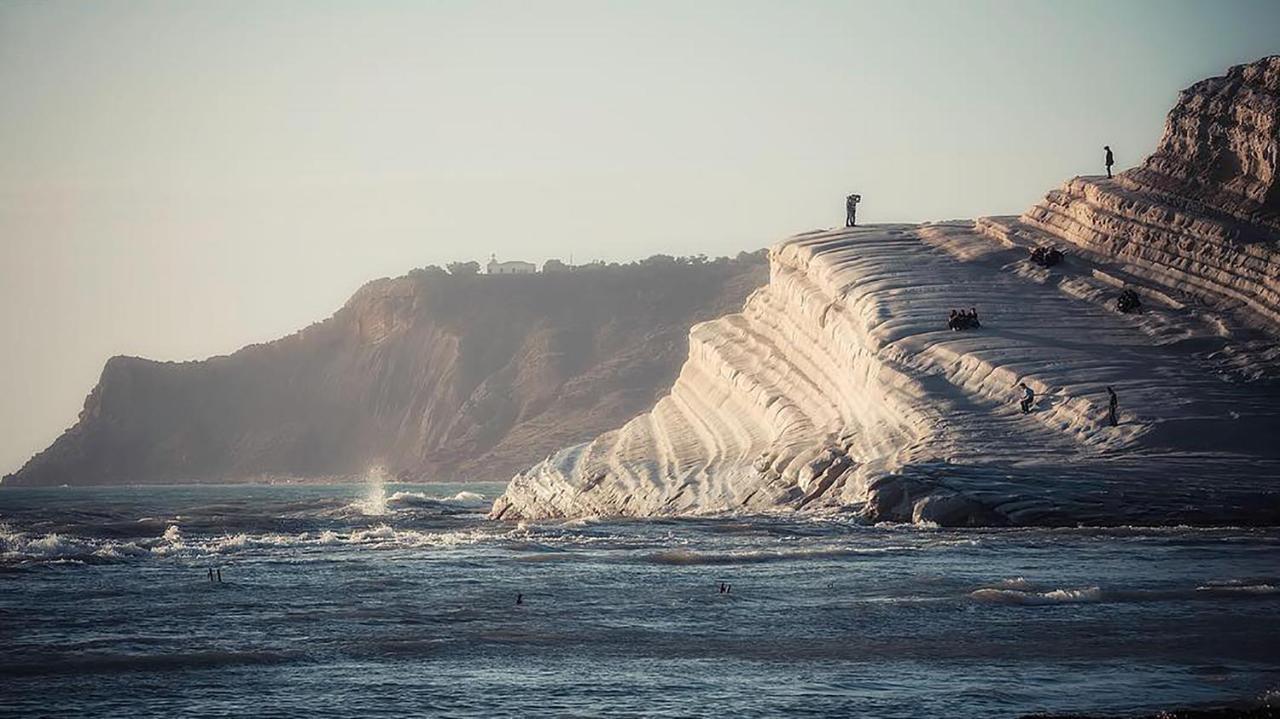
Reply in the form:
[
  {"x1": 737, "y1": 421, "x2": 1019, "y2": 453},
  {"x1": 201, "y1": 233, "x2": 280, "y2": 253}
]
[{"x1": 5, "y1": 255, "x2": 768, "y2": 486}]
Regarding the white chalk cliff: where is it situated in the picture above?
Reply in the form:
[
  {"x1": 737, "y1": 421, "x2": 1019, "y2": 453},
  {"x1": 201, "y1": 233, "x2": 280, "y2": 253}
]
[{"x1": 492, "y1": 56, "x2": 1280, "y2": 526}]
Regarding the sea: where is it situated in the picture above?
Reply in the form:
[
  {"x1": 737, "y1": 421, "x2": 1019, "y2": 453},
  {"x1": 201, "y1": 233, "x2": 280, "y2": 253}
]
[{"x1": 1, "y1": 481, "x2": 1278, "y2": 718}]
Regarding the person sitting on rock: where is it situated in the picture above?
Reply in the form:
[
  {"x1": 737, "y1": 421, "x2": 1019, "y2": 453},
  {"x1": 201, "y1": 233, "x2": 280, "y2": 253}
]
[
  {"x1": 1018, "y1": 382, "x2": 1035, "y2": 414},
  {"x1": 1031, "y1": 247, "x2": 1065, "y2": 268},
  {"x1": 1116, "y1": 288, "x2": 1142, "y2": 314},
  {"x1": 948, "y1": 309, "x2": 960, "y2": 331},
  {"x1": 968, "y1": 307, "x2": 981, "y2": 328}
]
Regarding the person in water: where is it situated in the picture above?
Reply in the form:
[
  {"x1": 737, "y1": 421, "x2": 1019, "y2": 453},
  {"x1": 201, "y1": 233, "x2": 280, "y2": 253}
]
[
  {"x1": 1107, "y1": 386, "x2": 1119, "y2": 427},
  {"x1": 1018, "y1": 382, "x2": 1035, "y2": 414},
  {"x1": 1104, "y1": 145, "x2": 1115, "y2": 178}
]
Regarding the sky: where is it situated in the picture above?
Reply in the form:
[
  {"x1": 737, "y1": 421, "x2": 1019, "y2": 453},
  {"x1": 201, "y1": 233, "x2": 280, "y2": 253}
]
[{"x1": 2, "y1": 0, "x2": 1278, "y2": 475}]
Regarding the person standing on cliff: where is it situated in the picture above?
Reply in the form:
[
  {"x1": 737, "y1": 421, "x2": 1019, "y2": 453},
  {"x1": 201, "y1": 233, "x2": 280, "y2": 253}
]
[
  {"x1": 846, "y1": 194, "x2": 861, "y2": 227},
  {"x1": 1107, "y1": 386, "x2": 1119, "y2": 427},
  {"x1": 1104, "y1": 146, "x2": 1115, "y2": 178}
]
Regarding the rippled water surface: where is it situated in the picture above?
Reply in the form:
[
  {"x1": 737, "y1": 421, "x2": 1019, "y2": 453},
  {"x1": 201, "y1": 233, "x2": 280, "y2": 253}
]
[{"x1": 2, "y1": 483, "x2": 1278, "y2": 718}]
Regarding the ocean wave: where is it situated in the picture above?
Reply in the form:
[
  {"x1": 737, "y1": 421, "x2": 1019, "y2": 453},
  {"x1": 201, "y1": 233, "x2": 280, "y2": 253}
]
[
  {"x1": 1195, "y1": 582, "x2": 1277, "y2": 595},
  {"x1": 0, "y1": 520, "x2": 512, "y2": 567},
  {"x1": 969, "y1": 586, "x2": 1103, "y2": 605},
  {"x1": 0, "y1": 649, "x2": 300, "y2": 678},
  {"x1": 643, "y1": 545, "x2": 917, "y2": 566},
  {"x1": 970, "y1": 581, "x2": 1280, "y2": 605},
  {"x1": 340, "y1": 488, "x2": 489, "y2": 518}
]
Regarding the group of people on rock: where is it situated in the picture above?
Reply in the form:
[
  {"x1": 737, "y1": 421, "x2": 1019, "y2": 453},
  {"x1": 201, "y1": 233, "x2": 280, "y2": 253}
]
[
  {"x1": 948, "y1": 307, "x2": 981, "y2": 331},
  {"x1": 1029, "y1": 246, "x2": 1064, "y2": 268},
  {"x1": 1116, "y1": 288, "x2": 1142, "y2": 314}
]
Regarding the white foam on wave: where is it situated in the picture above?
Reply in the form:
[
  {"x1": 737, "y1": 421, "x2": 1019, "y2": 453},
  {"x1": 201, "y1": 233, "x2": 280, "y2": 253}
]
[
  {"x1": 385, "y1": 490, "x2": 487, "y2": 506},
  {"x1": 994, "y1": 577, "x2": 1035, "y2": 590},
  {"x1": 1196, "y1": 583, "x2": 1277, "y2": 595},
  {"x1": 969, "y1": 586, "x2": 1104, "y2": 605}
]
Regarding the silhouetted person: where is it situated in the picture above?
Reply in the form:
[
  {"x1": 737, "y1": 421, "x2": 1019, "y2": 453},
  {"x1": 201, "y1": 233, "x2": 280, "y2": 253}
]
[
  {"x1": 216, "y1": 568, "x2": 222, "y2": 583},
  {"x1": 1107, "y1": 386, "x2": 1119, "y2": 427},
  {"x1": 1104, "y1": 145, "x2": 1114, "y2": 178},
  {"x1": 1117, "y1": 288, "x2": 1142, "y2": 313},
  {"x1": 846, "y1": 194, "x2": 861, "y2": 227},
  {"x1": 208, "y1": 568, "x2": 214, "y2": 583},
  {"x1": 516, "y1": 593, "x2": 523, "y2": 606},
  {"x1": 718, "y1": 582, "x2": 727, "y2": 594},
  {"x1": 1018, "y1": 382, "x2": 1035, "y2": 414},
  {"x1": 969, "y1": 307, "x2": 980, "y2": 328}
]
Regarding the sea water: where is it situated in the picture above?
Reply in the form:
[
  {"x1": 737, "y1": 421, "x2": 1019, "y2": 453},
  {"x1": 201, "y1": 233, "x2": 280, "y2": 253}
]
[{"x1": 1, "y1": 483, "x2": 1277, "y2": 718}]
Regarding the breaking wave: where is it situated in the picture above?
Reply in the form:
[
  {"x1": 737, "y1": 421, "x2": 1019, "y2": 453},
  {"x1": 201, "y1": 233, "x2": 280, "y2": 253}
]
[
  {"x1": 969, "y1": 580, "x2": 1279, "y2": 605},
  {"x1": 969, "y1": 586, "x2": 1104, "y2": 605}
]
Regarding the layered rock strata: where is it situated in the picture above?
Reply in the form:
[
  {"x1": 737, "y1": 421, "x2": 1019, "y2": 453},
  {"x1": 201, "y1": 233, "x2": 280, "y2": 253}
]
[{"x1": 492, "y1": 57, "x2": 1280, "y2": 526}]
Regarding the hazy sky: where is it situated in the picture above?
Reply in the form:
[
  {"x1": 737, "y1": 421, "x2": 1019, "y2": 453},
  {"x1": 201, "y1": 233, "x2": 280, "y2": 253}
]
[{"x1": 2, "y1": 0, "x2": 1278, "y2": 475}]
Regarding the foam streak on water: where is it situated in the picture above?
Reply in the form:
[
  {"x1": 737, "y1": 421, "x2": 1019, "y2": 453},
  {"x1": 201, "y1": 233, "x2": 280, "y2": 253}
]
[{"x1": 1, "y1": 483, "x2": 1278, "y2": 718}]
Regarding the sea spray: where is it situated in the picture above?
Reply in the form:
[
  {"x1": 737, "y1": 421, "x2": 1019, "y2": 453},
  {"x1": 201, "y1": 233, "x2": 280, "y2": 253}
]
[{"x1": 355, "y1": 465, "x2": 391, "y2": 516}]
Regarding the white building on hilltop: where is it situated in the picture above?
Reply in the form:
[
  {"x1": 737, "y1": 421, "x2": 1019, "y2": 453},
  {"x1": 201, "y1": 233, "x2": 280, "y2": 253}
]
[{"x1": 487, "y1": 255, "x2": 536, "y2": 275}]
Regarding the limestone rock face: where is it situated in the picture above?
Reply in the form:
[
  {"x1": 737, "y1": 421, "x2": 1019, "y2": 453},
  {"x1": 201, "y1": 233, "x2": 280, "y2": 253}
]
[
  {"x1": 1134, "y1": 55, "x2": 1280, "y2": 224},
  {"x1": 492, "y1": 57, "x2": 1280, "y2": 526},
  {"x1": 1015, "y1": 56, "x2": 1280, "y2": 328},
  {"x1": 5, "y1": 257, "x2": 767, "y2": 486}
]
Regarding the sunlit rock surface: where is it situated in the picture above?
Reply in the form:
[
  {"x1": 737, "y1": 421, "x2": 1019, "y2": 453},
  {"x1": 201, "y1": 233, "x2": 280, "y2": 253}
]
[{"x1": 493, "y1": 57, "x2": 1280, "y2": 526}]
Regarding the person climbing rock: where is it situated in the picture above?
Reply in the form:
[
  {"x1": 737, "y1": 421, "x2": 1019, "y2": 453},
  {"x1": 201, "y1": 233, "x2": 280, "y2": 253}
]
[
  {"x1": 846, "y1": 194, "x2": 861, "y2": 227},
  {"x1": 1104, "y1": 145, "x2": 1114, "y2": 178},
  {"x1": 1107, "y1": 386, "x2": 1119, "y2": 427},
  {"x1": 1018, "y1": 382, "x2": 1035, "y2": 414}
]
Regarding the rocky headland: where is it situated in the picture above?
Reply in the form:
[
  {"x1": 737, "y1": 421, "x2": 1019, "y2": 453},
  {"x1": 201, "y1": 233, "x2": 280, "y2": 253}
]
[
  {"x1": 492, "y1": 56, "x2": 1280, "y2": 526},
  {"x1": 4, "y1": 255, "x2": 767, "y2": 486}
]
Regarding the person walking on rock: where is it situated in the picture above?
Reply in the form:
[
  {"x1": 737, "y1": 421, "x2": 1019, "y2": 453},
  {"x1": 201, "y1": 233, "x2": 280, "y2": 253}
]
[
  {"x1": 846, "y1": 194, "x2": 861, "y2": 227},
  {"x1": 1104, "y1": 145, "x2": 1115, "y2": 178},
  {"x1": 1107, "y1": 386, "x2": 1119, "y2": 427}
]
